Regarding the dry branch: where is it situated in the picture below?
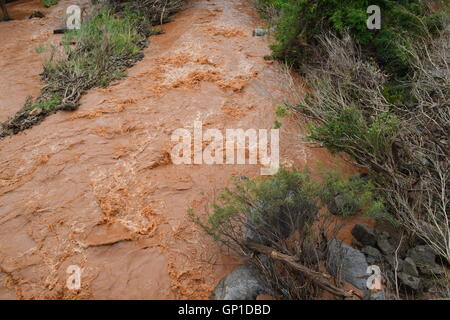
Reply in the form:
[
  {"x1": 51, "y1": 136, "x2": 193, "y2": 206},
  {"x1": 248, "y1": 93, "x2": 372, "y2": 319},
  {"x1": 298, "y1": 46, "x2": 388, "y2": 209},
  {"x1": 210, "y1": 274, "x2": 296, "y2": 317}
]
[{"x1": 245, "y1": 241, "x2": 360, "y2": 299}]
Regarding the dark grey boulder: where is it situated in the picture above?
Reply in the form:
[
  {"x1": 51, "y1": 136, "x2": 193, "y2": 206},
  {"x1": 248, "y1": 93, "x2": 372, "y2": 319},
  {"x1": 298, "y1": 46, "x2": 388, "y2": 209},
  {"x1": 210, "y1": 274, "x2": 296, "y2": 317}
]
[
  {"x1": 402, "y1": 257, "x2": 419, "y2": 277},
  {"x1": 398, "y1": 272, "x2": 421, "y2": 291},
  {"x1": 368, "y1": 290, "x2": 389, "y2": 300},
  {"x1": 212, "y1": 265, "x2": 268, "y2": 300},
  {"x1": 377, "y1": 237, "x2": 394, "y2": 255},
  {"x1": 352, "y1": 224, "x2": 377, "y2": 246},
  {"x1": 327, "y1": 239, "x2": 369, "y2": 291},
  {"x1": 362, "y1": 246, "x2": 383, "y2": 265},
  {"x1": 407, "y1": 245, "x2": 444, "y2": 276}
]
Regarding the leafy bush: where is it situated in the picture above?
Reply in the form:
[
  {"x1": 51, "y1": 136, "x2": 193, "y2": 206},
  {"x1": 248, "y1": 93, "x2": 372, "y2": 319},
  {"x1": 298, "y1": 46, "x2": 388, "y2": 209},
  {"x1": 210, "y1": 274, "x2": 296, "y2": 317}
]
[
  {"x1": 291, "y1": 28, "x2": 450, "y2": 264},
  {"x1": 195, "y1": 168, "x2": 319, "y2": 246},
  {"x1": 256, "y1": 0, "x2": 448, "y2": 77},
  {"x1": 193, "y1": 167, "x2": 386, "y2": 299},
  {"x1": 193, "y1": 167, "x2": 385, "y2": 246},
  {"x1": 318, "y1": 170, "x2": 389, "y2": 220}
]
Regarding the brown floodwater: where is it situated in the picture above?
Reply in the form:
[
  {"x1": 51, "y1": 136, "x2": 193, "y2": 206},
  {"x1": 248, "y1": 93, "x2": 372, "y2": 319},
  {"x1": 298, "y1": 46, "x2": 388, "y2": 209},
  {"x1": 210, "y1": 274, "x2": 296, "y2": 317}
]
[{"x1": 0, "y1": 0, "x2": 362, "y2": 299}]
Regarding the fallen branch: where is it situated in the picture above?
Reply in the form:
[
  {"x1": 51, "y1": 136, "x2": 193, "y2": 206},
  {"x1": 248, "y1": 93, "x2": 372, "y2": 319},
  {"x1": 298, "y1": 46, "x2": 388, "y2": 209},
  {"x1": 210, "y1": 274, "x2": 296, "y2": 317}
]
[{"x1": 245, "y1": 241, "x2": 361, "y2": 299}]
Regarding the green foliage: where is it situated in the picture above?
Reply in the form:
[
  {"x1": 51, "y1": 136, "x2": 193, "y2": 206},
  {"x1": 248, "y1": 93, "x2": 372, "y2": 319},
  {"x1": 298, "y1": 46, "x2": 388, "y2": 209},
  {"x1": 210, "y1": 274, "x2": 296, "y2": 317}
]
[
  {"x1": 307, "y1": 107, "x2": 399, "y2": 159},
  {"x1": 196, "y1": 168, "x2": 318, "y2": 241},
  {"x1": 40, "y1": 0, "x2": 59, "y2": 8},
  {"x1": 194, "y1": 167, "x2": 387, "y2": 243},
  {"x1": 1, "y1": 4, "x2": 165, "y2": 136},
  {"x1": 51, "y1": 8, "x2": 146, "y2": 86},
  {"x1": 275, "y1": 104, "x2": 289, "y2": 118},
  {"x1": 255, "y1": 0, "x2": 448, "y2": 77},
  {"x1": 26, "y1": 94, "x2": 62, "y2": 111},
  {"x1": 35, "y1": 45, "x2": 45, "y2": 54},
  {"x1": 38, "y1": 8, "x2": 146, "y2": 111},
  {"x1": 273, "y1": 120, "x2": 282, "y2": 129},
  {"x1": 318, "y1": 170, "x2": 390, "y2": 220}
]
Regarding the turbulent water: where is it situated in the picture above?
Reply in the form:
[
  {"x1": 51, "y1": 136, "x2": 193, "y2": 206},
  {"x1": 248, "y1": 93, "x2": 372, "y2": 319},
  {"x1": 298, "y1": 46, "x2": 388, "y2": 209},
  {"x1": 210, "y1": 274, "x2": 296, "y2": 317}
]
[{"x1": 0, "y1": 0, "x2": 357, "y2": 299}]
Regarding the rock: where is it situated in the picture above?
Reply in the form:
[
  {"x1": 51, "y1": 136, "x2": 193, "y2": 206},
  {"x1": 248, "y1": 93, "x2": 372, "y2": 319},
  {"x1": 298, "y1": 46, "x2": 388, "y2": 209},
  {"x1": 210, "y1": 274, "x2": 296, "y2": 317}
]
[
  {"x1": 368, "y1": 290, "x2": 389, "y2": 300},
  {"x1": 352, "y1": 224, "x2": 377, "y2": 246},
  {"x1": 384, "y1": 256, "x2": 418, "y2": 278},
  {"x1": 402, "y1": 257, "x2": 419, "y2": 277},
  {"x1": 377, "y1": 238, "x2": 394, "y2": 255},
  {"x1": 407, "y1": 245, "x2": 444, "y2": 276},
  {"x1": 327, "y1": 239, "x2": 369, "y2": 291},
  {"x1": 398, "y1": 272, "x2": 421, "y2": 291},
  {"x1": 29, "y1": 11, "x2": 45, "y2": 19},
  {"x1": 362, "y1": 246, "x2": 383, "y2": 265},
  {"x1": 212, "y1": 265, "x2": 268, "y2": 300},
  {"x1": 377, "y1": 231, "x2": 390, "y2": 240},
  {"x1": 252, "y1": 27, "x2": 268, "y2": 37}
]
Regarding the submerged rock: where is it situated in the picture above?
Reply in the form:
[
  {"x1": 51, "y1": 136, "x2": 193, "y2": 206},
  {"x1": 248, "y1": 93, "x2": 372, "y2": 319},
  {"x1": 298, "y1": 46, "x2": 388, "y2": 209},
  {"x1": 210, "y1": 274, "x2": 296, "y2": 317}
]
[{"x1": 252, "y1": 27, "x2": 268, "y2": 37}]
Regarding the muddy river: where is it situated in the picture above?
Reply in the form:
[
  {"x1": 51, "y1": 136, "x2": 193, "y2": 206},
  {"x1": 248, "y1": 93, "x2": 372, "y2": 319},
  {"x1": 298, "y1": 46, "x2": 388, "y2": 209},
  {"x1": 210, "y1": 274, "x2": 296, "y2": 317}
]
[{"x1": 0, "y1": 0, "x2": 358, "y2": 299}]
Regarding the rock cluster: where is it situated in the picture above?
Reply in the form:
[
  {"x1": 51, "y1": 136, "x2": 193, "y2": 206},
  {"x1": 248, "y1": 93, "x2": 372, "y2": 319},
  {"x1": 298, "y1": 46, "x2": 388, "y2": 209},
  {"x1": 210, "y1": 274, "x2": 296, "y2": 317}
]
[{"x1": 351, "y1": 223, "x2": 445, "y2": 293}]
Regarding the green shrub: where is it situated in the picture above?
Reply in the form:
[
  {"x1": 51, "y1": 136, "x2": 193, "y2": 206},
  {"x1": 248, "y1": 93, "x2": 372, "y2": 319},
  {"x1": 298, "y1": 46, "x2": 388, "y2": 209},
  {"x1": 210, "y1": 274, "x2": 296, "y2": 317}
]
[
  {"x1": 193, "y1": 167, "x2": 387, "y2": 245},
  {"x1": 307, "y1": 107, "x2": 399, "y2": 161},
  {"x1": 195, "y1": 168, "x2": 319, "y2": 244},
  {"x1": 256, "y1": 0, "x2": 447, "y2": 77},
  {"x1": 41, "y1": 8, "x2": 146, "y2": 105},
  {"x1": 40, "y1": 0, "x2": 59, "y2": 8},
  {"x1": 318, "y1": 170, "x2": 390, "y2": 220}
]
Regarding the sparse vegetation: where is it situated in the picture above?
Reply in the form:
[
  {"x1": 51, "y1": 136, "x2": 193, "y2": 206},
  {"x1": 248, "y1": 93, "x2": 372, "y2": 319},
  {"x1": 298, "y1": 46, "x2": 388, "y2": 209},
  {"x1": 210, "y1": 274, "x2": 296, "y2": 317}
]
[
  {"x1": 192, "y1": 168, "x2": 384, "y2": 299},
  {"x1": 291, "y1": 27, "x2": 449, "y2": 266},
  {"x1": 40, "y1": 0, "x2": 59, "y2": 8},
  {"x1": 246, "y1": 0, "x2": 449, "y2": 298},
  {"x1": 0, "y1": 0, "x2": 184, "y2": 137}
]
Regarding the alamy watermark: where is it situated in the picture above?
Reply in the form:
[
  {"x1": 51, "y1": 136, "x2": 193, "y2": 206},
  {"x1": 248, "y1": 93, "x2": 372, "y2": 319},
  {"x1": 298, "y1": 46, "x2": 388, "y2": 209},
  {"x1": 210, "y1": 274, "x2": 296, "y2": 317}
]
[
  {"x1": 367, "y1": 5, "x2": 381, "y2": 30},
  {"x1": 66, "y1": 5, "x2": 81, "y2": 30},
  {"x1": 170, "y1": 121, "x2": 279, "y2": 175},
  {"x1": 366, "y1": 265, "x2": 383, "y2": 290},
  {"x1": 66, "y1": 265, "x2": 81, "y2": 290}
]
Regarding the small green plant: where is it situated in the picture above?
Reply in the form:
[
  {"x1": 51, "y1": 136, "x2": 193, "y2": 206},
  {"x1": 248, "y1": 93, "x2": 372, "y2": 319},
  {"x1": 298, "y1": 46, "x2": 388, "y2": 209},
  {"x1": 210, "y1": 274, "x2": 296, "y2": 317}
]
[
  {"x1": 40, "y1": 0, "x2": 59, "y2": 8},
  {"x1": 307, "y1": 107, "x2": 399, "y2": 163},
  {"x1": 275, "y1": 104, "x2": 289, "y2": 118},
  {"x1": 35, "y1": 45, "x2": 45, "y2": 54},
  {"x1": 318, "y1": 170, "x2": 390, "y2": 220},
  {"x1": 273, "y1": 104, "x2": 289, "y2": 128},
  {"x1": 273, "y1": 120, "x2": 282, "y2": 129}
]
